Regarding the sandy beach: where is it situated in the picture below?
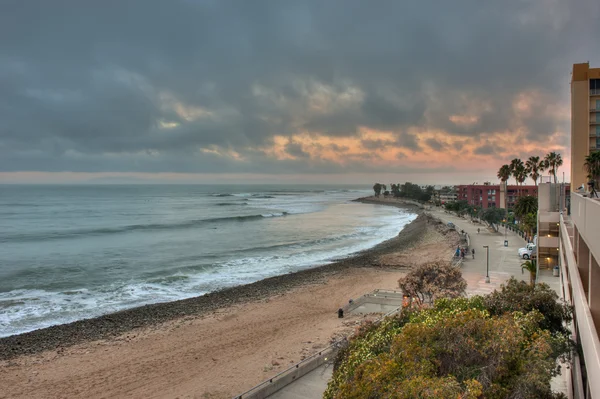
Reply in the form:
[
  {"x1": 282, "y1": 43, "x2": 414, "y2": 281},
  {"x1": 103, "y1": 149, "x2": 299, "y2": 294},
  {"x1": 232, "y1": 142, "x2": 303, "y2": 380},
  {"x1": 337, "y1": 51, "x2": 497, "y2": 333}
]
[{"x1": 0, "y1": 199, "x2": 459, "y2": 399}]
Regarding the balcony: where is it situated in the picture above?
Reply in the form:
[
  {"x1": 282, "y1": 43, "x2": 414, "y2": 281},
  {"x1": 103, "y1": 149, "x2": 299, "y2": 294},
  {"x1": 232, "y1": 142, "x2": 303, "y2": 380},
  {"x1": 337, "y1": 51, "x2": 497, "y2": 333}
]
[
  {"x1": 591, "y1": 120, "x2": 600, "y2": 125},
  {"x1": 559, "y1": 213, "x2": 600, "y2": 397},
  {"x1": 591, "y1": 108, "x2": 600, "y2": 112},
  {"x1": 592, "y1": 88, "x2": 600, "y2": 96},
  {"x1": 571, "y1": 192, "x2": 600, "y2": 262}
]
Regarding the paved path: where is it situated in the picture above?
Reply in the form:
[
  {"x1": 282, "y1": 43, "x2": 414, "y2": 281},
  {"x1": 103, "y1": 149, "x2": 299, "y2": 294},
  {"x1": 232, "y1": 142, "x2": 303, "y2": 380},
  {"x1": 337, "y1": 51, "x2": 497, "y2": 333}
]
[{"x1": 267, "y1": 207, "x2": 568, "y2": 398}]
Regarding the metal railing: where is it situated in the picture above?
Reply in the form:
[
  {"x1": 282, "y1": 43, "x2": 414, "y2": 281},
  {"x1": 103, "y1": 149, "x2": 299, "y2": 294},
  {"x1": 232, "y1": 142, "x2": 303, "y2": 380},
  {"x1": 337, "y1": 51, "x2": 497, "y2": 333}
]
[
  {"x1": 232, "y1": 300, "x2": 403, "y2": 399},
  {"x1": 591, "y1": 89, "x2": 600, "y2": 96}
]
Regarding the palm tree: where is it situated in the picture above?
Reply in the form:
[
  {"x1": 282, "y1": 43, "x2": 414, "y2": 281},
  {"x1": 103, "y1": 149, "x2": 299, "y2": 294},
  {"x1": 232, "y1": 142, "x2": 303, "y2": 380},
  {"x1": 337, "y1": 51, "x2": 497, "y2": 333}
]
[
  {"x1": 514, "y1": 195, "x2": 538, "y2": 220},
  {"x1": 516, "y1": 165, "x2": 527, "y2": 187},
  {"x1": 525, "y1": 156, "x2": 542, "y2": 187},
  {"x1": 509, "y1": 158, "x2": 524, "y2": 186},
  {"x1": 584, "y1": 151, "x2": 600, "y2": 197},
  {"x1": 544, "y1": 152, "x2": 563, "y2": 184},
  {"x1": 521, "y1": 259, "x2": 537, "y2": 286},
  {"x1": 497, "y1": 165, "x2": 511, "y2": 183},
  {"x1": 521, "y1": 212, "x2": 537, "y2": 241}
]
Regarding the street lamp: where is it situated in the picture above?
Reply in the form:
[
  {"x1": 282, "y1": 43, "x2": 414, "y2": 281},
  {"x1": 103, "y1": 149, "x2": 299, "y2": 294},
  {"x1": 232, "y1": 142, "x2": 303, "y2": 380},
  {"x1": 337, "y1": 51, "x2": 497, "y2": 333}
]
[{"x1": 483, "y1": 245, "x2": 490, "y2": 283}]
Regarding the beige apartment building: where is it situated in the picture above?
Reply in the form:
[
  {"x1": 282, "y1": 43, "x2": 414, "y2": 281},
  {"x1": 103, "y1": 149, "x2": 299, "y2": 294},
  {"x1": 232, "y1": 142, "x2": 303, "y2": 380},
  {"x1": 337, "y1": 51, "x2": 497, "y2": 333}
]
[
  {"x1": 551, "y1": 63, "x2": 600, "y2": 398},
  {"x1": 571, "y1": 63, "x2": 600, "y2": 190}
]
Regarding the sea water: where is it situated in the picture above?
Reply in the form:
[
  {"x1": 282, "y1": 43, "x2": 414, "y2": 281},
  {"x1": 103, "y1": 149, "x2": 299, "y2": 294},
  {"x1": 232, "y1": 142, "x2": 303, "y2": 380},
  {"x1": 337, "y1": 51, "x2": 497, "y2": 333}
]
[{"x1": 0, "y1": 184, "x2": 416, "y2": 337}]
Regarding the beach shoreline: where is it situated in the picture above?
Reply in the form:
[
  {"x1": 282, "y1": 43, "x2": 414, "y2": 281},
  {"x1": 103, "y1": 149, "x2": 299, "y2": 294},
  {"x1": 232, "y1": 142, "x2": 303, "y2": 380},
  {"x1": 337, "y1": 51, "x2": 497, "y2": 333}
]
[
  {"x1": 0, "y1": 198, "x2": 459, "y2": 399},
  {"x1": 0, "y1": 199, "x2": 421, "y2": 360}
]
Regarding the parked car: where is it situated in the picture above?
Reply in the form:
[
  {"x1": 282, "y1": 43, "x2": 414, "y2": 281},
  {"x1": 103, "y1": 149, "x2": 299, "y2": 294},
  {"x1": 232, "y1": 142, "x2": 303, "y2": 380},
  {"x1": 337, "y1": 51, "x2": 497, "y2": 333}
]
[
  {"x1": 518, "y1": 243, "x2": 536, "y2": 259},
  {"x1": 447, "y1": 222, "x2": 455, "y2": 228}
]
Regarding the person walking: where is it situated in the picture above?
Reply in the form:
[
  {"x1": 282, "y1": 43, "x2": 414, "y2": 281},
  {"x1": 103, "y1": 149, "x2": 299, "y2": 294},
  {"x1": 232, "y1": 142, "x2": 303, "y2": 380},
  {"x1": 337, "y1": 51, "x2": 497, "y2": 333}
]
[
  {"x1": 477, "y1": 228, "x2": 480, "y2": 234},
  {"x1": 471, "y1": 248, "x2": 475, "y2": 259}
]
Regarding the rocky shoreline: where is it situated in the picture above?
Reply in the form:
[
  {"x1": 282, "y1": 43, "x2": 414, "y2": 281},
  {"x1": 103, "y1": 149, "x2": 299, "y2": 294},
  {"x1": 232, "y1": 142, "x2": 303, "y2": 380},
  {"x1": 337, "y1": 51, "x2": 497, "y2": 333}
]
[{"x1": 0, "y1": 202, "x2": 426, "y2": 361}]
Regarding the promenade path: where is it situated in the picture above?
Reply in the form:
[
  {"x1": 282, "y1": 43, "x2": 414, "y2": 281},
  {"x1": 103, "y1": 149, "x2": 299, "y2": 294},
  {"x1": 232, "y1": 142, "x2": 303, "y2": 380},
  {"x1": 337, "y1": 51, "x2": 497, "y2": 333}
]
[{"x1": 267, "y1": 207, "x2": 567, "y2": 398}]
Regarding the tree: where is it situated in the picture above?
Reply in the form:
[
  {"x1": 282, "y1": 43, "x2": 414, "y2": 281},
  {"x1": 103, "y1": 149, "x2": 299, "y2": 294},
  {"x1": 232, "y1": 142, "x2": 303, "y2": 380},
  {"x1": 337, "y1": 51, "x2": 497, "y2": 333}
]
[
  {"x1": 544, "y1": 152, "x2": 563, "y2": 184},
  {"x1": 373, "y1": 183, "x2": 382, "y2": 197},
  {"x1": 526, "y1": 156, "x2": 543, "y2": 187},
  {"x1": 397, "y1": 262, "x2": 467, "y2": 305},
  {"x1": 497, "y1": 164, "x2": 511, "y2": 183},
  {"x1": 479, "y1": 207, "x2": 505, "y2": 231},
  {"x1": 514, "y1": 195, "x2": 538, "y2": 220},
  {"x1": 521, "y1": 212, "x2": 537, "y2": 239},
  {"x1": 516, "y1": 164, "x2": 527, "y2": 196},
  {"x1": 521, "y1": 259, "x2": 537, "y2": 286},
  {"x1": 584, "y1": 151, "x2": 600, "y2": 196},
  {"x1": 510, "y1": 158, "x2": 524, "y2": 186}
]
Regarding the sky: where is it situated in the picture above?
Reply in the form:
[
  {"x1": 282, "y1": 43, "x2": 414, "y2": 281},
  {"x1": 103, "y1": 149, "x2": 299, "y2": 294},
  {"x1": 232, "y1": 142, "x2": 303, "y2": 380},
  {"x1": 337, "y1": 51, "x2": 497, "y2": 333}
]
[{"x1": 1, "y1": 0, "x2": 600, "y2": 185}]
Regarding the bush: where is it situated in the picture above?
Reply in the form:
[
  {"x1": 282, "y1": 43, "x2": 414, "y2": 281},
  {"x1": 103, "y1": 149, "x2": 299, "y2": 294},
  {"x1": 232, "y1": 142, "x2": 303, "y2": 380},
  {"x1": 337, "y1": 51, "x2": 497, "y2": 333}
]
[
  {"x1": 325, "y1": 289, "x2": 572, "y2": 399},
  {"x1": 397, "y1": 262, "x2": 467, "y2": 305},
  {"x1": 484, "y1": 277, "x2": 573, "y2": 335}
]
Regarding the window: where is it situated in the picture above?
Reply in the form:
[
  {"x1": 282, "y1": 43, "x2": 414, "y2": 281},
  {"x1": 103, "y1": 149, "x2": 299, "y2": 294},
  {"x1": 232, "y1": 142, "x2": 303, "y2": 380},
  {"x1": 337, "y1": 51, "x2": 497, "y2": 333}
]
[
  {"x1": 596, "y1": 99, "x2": 600, "y2": 110},
  {"x1": 597, "y1": 125, "x2": 600, "y2": 136},
  {"x1": 590, "y1": 79, "x2": 600, "y2": 92}
]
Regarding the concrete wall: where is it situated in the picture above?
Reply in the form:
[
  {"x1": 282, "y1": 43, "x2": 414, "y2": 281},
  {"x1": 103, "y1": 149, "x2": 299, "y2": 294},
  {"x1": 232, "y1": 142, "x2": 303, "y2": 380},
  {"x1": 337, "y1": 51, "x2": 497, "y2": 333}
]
[
  {"x1": 238, "y1": 347, "x2": 337, "y2": 399},
  {"x1": 539, "y1": 236, "x2": 559, "y2": 248},
  {"x1": 571, "y1": 79, "x2": 589, "y2": 189},
  {"x1": 571, "y1": 193, "x2": 600, "y2": 264},
  {"x1": 539, "y1": 212, "x2": 560, "y2": 223}
]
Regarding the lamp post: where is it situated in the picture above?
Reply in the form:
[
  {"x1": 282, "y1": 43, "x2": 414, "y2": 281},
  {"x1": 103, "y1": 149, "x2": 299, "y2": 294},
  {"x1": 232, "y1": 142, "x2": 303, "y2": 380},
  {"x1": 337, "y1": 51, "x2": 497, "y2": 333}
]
[{"x1": 483, "y1": 245, "x2": 490, "y2": 283}]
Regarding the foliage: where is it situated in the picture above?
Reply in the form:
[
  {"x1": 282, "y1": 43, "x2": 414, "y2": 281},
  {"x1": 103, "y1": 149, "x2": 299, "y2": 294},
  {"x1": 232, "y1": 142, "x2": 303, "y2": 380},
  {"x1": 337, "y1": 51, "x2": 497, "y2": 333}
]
[
  {"x1": 526, "y1": 155, "x2": 543, "y2": 187},
  {"x1": 521, "y1": 259, "x2": 537, "y2": 286},
  {"x1": 584, "y1": 151, "x2": 600, "y2": 190},
  {"x1": 521, "y1": 212, "x2": 537, "y2": 237},
  {"x1": 373, "y1": 183, "x2": 383, "y2": 197},
  {"x1": 389, "y1": 182, "x2": 432, "y2": 202},
  {"x1": 326, "y1": 312, "x2": 413, "y2": 398},
  {"x1": 479, "y1": 207, "x2": 505, "y2": 230},
  {"x1": 544, "y1": 152, "x2": 563, "y2": 184},
  {"x1": 510, "y1": 158, "x2": 525, "y2": 186},
  {"x1": 444, "y1": 200, "x2": 469, "y2": 215},
  {"x1": 326, "y1": 278, "x2": 574, "y2": 399},
  {"x1": 326, "y1": 297, "x2": 570, "y2": 399},
  {"x1": 397, "y1": 262, "x2": 467, "y2": 305},
  {"x1": 483, "y1": 277, "x2": 572, "y2": 335},
  {"x1": 514, "y1": 195, "x2": 538, "y2": 220},
  {"x1": 497, "y1": 164, "x2": 511, "y2": 183}
]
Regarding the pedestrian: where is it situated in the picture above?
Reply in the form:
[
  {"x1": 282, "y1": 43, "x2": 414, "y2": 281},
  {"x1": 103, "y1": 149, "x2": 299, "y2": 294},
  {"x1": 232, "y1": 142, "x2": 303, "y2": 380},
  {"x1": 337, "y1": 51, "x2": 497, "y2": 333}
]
[
  {"x1": 477, "y1": 228, "x2": 480, "y2": 234},
  {"x1": 471, "y1": 248, "x2": 475, "y2": 259},
  {"x1": 460, "y1": 248, "x2": 465, "y2": 259}
]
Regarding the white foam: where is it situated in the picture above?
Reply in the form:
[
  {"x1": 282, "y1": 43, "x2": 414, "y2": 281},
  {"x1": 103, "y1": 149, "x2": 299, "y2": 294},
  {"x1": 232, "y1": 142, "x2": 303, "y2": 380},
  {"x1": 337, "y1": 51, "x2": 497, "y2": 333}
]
[{"x1": 0, "y1": 203, "x2": 416, "y2": 337}]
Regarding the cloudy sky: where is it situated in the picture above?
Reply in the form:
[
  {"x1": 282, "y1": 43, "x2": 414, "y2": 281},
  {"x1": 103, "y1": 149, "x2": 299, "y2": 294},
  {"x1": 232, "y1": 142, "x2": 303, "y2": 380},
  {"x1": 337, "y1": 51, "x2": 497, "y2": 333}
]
[{"x1": 1, "y1": 0, "x2": 599, "y2": 184}]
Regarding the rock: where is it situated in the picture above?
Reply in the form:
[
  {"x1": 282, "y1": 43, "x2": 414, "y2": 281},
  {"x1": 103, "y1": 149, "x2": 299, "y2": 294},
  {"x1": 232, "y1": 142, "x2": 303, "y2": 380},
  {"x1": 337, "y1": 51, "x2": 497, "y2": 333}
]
[{"x1": 271, "y1": 360, "x2": 280, "y2": 366}]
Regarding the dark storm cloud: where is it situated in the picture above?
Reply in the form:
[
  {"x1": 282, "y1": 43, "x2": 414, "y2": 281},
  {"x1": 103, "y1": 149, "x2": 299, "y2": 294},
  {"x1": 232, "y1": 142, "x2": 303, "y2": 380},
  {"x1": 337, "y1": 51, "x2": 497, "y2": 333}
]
[
  {"x1": 395, "y1": 133, "x2": 421, "y2": 152},
  {"x1": 285, "y1": 140, "x2": 310, "y2": 158},
  {"x1": 1, "y1": 0, "x2": 599, "y2": 173},
  {"x1": 425, "y1": 138, "x2": 445, "y2": 151},
  {"x1": 474, "y1": 144, "x2": 498, "y2": 155}
]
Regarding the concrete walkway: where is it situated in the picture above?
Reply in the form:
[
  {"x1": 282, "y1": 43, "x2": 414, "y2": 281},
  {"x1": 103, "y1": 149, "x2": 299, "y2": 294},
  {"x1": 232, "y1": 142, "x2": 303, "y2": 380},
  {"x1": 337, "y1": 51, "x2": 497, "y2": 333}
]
[{"x1": 266, "y1": 208, "x2": 568, "y2": 398}]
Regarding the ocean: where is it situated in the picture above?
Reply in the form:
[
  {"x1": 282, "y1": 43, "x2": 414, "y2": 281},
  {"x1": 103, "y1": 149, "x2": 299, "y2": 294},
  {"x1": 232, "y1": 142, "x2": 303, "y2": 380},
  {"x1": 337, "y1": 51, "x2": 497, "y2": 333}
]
[{"x1": 0, "y1": 184, "x2": 416, "y2": 337}]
